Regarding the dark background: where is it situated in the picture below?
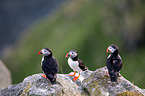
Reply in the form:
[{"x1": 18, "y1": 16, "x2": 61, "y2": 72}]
[{"x1": 0, "y1": 0, "x2": 66, "y2": 57}]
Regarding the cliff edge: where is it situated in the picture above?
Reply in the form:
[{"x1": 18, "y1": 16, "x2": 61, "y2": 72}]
[{"x1": 0, "y1": 67, "x2": 144, "y2": 96}]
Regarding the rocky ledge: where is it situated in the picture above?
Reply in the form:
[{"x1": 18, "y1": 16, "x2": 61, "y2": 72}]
[
  {"x1": 0, "y1": 66, "x2": 144, "y2": 96},
  {"x1": 0, "y1": 60, "x2": 12, "y2": 90}
]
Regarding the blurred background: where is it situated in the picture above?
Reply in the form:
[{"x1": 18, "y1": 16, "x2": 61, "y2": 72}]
[{"x1": 0, "y1": 0, "x2": 145, "y2": 88}]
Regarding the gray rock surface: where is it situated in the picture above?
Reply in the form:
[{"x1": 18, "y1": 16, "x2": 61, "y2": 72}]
[
  {"x1": 0, "y1": 60, "x2": 12, "y2": 90},
  {"x1": 82, "y1": 67, "x2": 145, "y2": 96},
  {"x1": 0, "y1": 66, "x2": 144, "y2": 96},
  {"x1": 0, "y1": 73, "x2": 84, "y2": 96}
]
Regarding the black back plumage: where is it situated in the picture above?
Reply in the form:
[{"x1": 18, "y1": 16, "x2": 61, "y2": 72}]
[
  {"x1": 42, "y1": 56, "x2": 59, "y2": 76},
  {"x1": 78, "y1": 58, "x2": 86, "y2": 71},
  {"x1": 40, "y1": 48, "x2": 59, "y2": 84},
  {"x1": 106, "y1": 45, "x2": 122, "y2": 82}
]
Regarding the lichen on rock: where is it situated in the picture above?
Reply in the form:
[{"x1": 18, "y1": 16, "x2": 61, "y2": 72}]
[
  {"x1": 0, "y1": 66, "x2": 144, "y2": 96},
  {"x1": 81, "y1": 66, "x2": 145, "y2": 96},
  {"x1": 0, "y1": 73, "x2": 84, "y2": 96},
  {"x1": 117, "y1": 91, "x2": 144, "y2": 96},
  {"x1": 18, "y1": 74, "x2": 82, "y2": 96}
]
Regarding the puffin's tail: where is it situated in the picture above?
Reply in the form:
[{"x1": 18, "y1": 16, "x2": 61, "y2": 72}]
[
  {"x1": 110, "y1": 73, "x2": 118, "y2": 82},
  {"x1": 83, "y1": 66, "x2": 88, "y2": 71},
  {"x1": 47, "y1": 74, "x2": 56, "y2": 84}
]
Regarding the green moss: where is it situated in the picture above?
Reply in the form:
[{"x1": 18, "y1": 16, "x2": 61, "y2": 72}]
[
  {"x1": 83, "y1": 73, "x2": 107, "y2": 95},
  {"x1": 117, "y1": 91, "x2": 144, "y2": 96},
  {"x1": 20, "y1": 82, "x2": 32, "y2": 96}
]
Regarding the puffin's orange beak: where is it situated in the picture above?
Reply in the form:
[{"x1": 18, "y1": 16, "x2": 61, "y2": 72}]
[
  {"x1": 106, "y1": 48, "x2": 111, "y2": 53},
  {"x1": 65, "y1": 53, "x2": 70, "y2": 57},
  {"x1": 38, "y1": 50, "x2": 43, "y2": 55}
]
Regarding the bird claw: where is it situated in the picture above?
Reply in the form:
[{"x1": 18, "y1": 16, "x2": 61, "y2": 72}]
[
  {"x1": 69, "y1": 71, "x2": 76, "y2": 76},
  {"x1": 73, "y1": 76, "x2": 79, "y2": 81},
  {"x1": 52, "y1": 78, "x2": 56, "y2": 81},
  {"x1": 69, "y1": 74, "x2": 75, "y2": 76},
  {"x1": 42, "y1": 74, "x2": 47, "y2": 78},
  {"x1": 107, "y1": 71, "x2": 110, "y2": 77}
]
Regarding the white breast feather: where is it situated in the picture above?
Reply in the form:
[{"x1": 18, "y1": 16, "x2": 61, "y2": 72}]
[
  {"x1": 68, "y1": 58, "x2": 82, "y2": 73},
  {"x1": 41, "y1": 56, "x2": 44, "y2": 66},
  {"x1": 107, "y1": 54, "x2": 111, "y2": 59},
  {"x1": 118, "y1": 54, "x2": 121, "y2": 59}
]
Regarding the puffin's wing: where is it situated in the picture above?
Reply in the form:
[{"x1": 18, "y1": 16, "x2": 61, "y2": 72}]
[
  {"x1": 116, "y1": 55, "x2": 122, "y2": 72},
  {"x1": 78, "y1": 58, "x2": 86, "y2": 71},
  {"x1": 107, "y1": 57, "x2": 118, "y2": 81},
  {"x1": 42, "y1": 60, "x2": 51, "y2": 74},
  {"x1": 42, "y1": 61, "x2": 56, "y2": 80},
  {"x1": 106, "y1": 55, "x2": 114, "y2": 72},
  {"x1": 52, "y1": 58, "x2": 59, "y2": 73},
  {"x1": 42, "y1": 57, "x2": 59, "y2": 75},
  {"x1": 42, "y1": 58, "x2": 58, "y2": 84}
]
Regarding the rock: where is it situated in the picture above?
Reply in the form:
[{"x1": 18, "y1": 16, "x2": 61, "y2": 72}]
[
  {"x1": 0, "y1": 60, "x2": 12, "y2": 90},
  {"x1": 0, "y1": 66, "x2": 144, "y2": 96},
  {"x1": 0, "y1": 74, "x2": 84, "y2": 96},
  {"x1": 82, "y1": 66, "x2": 145, "y2": 96}
]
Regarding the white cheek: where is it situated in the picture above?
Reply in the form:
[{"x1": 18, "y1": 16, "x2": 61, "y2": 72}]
[
  {"x1": 44, "y1": 52, "x2": 48, "y2": 55},
  {"x1": 43, "y1": 51, "x2": 50, "y2": 55},
  {"x1": 111, "y1": 48, "x2": 116, "y2": 53},
  {"x1": 73, "y1": 53, "x2": 77, "y2": 57},
  {"x1": 72, "y1": 54, "x2": 77, "y2": 57},
  {"x1": 109, "y1": 47, "x2": 116, "y2": 53},
  {"x1": 48, "y1": 51, "x2": 51, "y2": 54}
]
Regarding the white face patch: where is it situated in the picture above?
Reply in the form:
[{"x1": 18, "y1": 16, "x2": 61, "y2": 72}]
[
  {"x1": 108, "y1": 46, "x2": 116, "y2": 53},
  {"x1": 41, "y1": 49, "x2": 51, "y2": 56},
  {"x1": 69, "y1": 51, "x2": 77, "y2": 58}
]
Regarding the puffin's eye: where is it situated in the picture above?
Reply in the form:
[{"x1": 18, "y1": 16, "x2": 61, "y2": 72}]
[
  {"x1": 72, "y1": 52, "x2": 74, "y2": 54},
  {"x1": 109, "y1": 47, "x2": 112, "y2": 50},
  {"x1": 44, "y1": 50, "x2": 47, "y2": 52}
]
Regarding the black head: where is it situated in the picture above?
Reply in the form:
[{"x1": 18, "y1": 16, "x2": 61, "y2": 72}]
[
  {"x1": 106, "y1": 44, "x2": 119, "y2": 53},
  {"x1": 65, "y1": 50, "x2": 78, "y2": 58},
  {"x1": 38, "y1": 48, "x2": 52, "y2": 56}
]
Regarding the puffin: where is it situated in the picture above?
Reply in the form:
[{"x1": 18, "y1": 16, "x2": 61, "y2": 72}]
[
  {"x1": 38, "y1": 48, "x2": 59, "y2": 84},
  {"x1": 106, "y1": 44, "x2": 122, "y2": 82},
  {"x1": 65, "y1": 50, "x2": 87, "y2": 81}
]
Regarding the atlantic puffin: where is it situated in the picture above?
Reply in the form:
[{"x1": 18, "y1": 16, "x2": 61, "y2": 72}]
[
  {"x1": 65, "y1": 50, "x2": 87, "y2": 81},
  {"x1": 38, "y1": 48, "x2": 59, "y2": 84},
  {"x1": 106, "y1": 44, "x2": 122, "y2": 82}
]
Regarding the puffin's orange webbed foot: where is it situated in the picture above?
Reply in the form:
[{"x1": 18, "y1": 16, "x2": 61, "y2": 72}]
[
  {"x1": 73, "y1": 74, "x2": 80, "y2": 81},
  {"x1": 69, "y1": 71, "x2": 76, "y2": 76},
  {"x1": 107, "y1": 71, "x2": 110, "y2": 77},
  {"x1": 42, "y1": 74, "x2": 47, "y2": 78}
]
